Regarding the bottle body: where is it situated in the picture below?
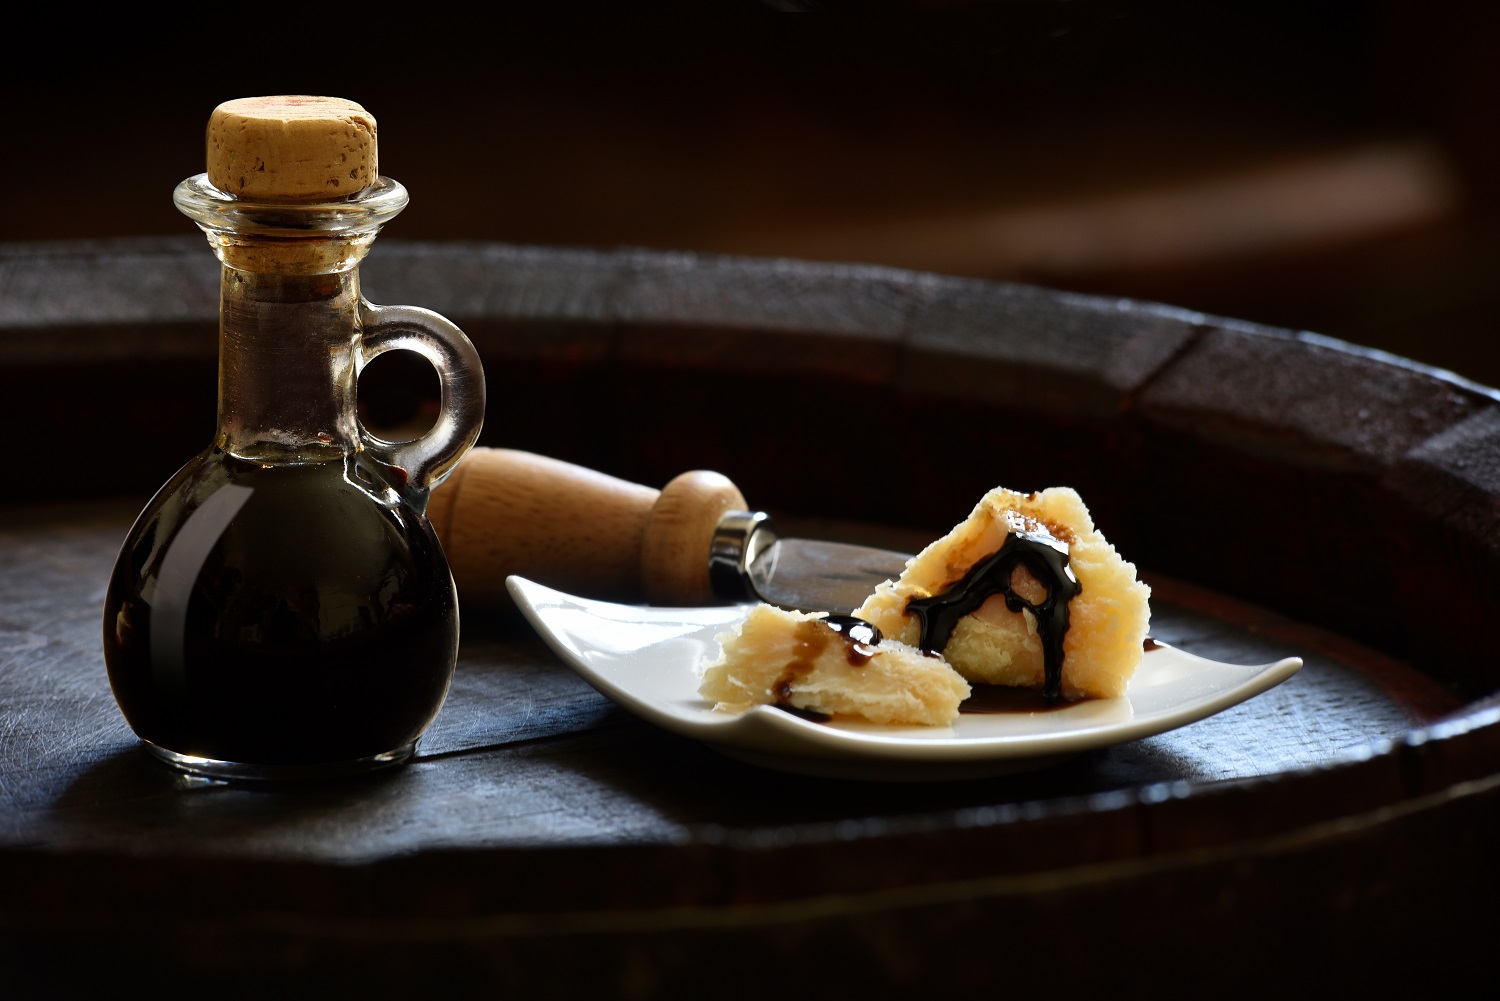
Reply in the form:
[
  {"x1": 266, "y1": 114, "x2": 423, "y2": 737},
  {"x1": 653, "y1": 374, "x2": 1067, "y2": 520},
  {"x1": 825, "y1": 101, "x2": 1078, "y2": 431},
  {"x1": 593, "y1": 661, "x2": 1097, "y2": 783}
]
[
  {"x1": 101, "y1": 170, "x2": 484, "y2": 779},
  {"x1": 104, "y1": 447, "x2": 459, "y2": 773}
]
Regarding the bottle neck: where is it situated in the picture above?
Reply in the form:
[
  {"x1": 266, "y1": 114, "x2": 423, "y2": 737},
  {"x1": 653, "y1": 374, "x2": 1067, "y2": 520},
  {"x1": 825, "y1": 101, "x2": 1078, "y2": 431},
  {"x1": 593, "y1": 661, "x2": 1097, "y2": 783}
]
[
  {"x1": 174, "y1": 174, "x2": 411, "y2": 466},
  {"x1": 216, "y1": 268, "x2": 362, "y2": 463}
]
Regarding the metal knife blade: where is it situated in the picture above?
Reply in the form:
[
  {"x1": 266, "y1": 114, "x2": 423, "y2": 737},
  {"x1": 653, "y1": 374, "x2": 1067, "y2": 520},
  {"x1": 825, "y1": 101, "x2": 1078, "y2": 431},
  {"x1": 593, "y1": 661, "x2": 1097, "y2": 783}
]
[{"x1": 708, "y1": 510, "x2": 912, "y2": 614}]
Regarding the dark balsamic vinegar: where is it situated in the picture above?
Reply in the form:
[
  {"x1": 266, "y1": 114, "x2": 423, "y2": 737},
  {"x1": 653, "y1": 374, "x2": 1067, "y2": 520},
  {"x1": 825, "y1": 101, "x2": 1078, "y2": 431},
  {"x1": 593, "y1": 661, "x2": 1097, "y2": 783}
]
[
  {"x1": 959, "y1": 684, "x2": 1076, "y2": 715},
  {"x1": 771, "y1": 614, "x2": 885, "y2": 714},
  {"x1": 906, "y1": 525, "x2": 1081, "y2": 702},
  {"x1": 103, "y1": 449, "x2": 458, "y2": 766}
]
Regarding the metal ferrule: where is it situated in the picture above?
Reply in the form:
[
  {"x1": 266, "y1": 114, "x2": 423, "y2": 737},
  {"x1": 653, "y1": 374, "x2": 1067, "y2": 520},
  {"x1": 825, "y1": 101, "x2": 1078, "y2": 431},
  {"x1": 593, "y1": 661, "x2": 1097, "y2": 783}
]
[{"x1": 709, "y1": 509, "x2": 776, "y2": 602}]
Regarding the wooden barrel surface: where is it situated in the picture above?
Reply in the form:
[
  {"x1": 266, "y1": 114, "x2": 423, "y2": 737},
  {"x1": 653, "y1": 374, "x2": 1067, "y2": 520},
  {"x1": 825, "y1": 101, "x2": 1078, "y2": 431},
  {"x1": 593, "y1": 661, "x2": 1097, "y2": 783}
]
[{"x1": 2, "y1": 238, "x2": 1498, "y2": 996}]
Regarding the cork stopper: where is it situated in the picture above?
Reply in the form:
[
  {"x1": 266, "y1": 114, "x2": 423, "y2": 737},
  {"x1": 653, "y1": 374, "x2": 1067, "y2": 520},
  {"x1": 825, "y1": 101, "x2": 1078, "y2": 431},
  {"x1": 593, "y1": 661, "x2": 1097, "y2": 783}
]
[{"x1": 207, "y1": 96, "x2": 378, "y2": 202}]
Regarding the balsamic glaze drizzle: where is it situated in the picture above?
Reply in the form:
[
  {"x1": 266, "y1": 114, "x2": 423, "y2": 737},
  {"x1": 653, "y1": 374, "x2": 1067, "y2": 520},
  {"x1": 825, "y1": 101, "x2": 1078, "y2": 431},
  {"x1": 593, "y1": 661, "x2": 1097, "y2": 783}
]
[
  {"x1": 905, "y1": 523, "x2": 1081, "y2": 701},
  {"x1": 821, "y1": 614, "x2": 883, "y2": 665},
  {"x1": 772, "y1": 614, "x2": 885, "y2": 716}
]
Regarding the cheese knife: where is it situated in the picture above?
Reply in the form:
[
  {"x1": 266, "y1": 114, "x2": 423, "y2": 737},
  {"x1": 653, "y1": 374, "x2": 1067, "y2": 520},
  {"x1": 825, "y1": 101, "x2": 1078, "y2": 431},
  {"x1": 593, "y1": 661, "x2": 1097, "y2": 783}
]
[{"x1": 426, "y1": 448, "x2": 912, "y2": 612}]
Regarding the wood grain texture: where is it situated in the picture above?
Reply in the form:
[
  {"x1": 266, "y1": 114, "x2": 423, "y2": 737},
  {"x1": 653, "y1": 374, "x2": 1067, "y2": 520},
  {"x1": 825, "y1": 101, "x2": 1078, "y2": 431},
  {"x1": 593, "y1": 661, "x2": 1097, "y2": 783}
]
[
  {"x1": 3, "y1": 238, "x2": 1499, "y2": 994},
  {"x1": 640, "y1": 470, "x2": 747, "y2": 605},
  {"x1": 429, "y1": 448, "x2": 663, "y2": 607}
]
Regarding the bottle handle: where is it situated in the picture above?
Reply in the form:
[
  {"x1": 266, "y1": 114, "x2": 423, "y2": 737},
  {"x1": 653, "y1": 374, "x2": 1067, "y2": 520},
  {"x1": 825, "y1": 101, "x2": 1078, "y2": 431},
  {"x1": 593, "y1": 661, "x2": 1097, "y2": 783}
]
[{"x1": 356, "y1": 302, "x2": 486, "y2": 498}]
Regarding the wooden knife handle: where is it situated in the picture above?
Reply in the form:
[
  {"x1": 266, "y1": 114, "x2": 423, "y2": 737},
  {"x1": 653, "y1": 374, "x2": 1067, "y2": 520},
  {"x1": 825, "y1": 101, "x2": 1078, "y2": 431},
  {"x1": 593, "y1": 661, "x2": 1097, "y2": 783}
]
[{"x1": 426, "y1": 447, "x2": 747, "y2": 607}]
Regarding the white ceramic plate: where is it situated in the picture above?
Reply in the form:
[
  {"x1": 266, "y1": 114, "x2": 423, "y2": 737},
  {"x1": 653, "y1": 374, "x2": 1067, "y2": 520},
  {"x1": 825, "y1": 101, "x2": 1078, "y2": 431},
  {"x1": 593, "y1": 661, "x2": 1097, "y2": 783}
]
[{"x1": 507, "y1": 576, "x2": 1304, "y2": 781}]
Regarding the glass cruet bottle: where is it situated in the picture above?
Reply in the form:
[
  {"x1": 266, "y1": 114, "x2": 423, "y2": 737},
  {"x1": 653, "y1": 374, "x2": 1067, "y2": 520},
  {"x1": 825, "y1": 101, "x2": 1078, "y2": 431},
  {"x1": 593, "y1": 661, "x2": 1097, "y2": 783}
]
[{"x1": 102, "y1": 96, "x2": 486, "y2": 780}]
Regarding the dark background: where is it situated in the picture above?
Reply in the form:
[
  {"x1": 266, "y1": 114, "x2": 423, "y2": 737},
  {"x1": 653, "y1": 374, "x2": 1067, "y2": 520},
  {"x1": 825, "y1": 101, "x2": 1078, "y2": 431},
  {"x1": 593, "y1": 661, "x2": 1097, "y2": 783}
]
[{"x1": 8, "y1": 3, "x2": 1498, "y2": 385}]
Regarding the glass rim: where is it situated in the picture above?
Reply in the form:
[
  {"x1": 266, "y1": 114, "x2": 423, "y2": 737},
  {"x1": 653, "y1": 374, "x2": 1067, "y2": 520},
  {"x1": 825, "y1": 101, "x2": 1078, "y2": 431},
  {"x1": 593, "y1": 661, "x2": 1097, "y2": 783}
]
[{"x1": 173, "y1": 173, "x2": 410, "y2": 237}]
